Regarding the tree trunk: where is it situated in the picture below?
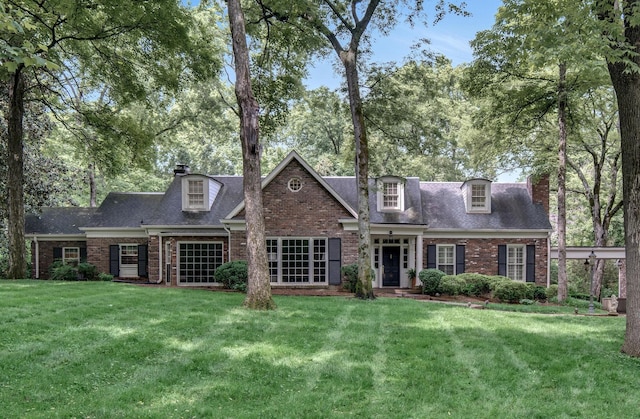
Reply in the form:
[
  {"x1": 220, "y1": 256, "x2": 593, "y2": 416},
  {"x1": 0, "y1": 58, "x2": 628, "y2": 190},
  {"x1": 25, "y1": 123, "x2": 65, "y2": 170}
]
[
  {"x1": 7, "y1": 69, "x2": 26, "y2": 279},
  {"x1": 227, "y1": 0, "x2": 275, "y2": 310},
  {"x1": 341, "y1": 49, "x2": 374, "y2": 300},
  {"x1": 89, "y1": 163, "x2": 97, "y2": 208},
  {"x1": 557, "y1": 62, "x2": 568, "y2": 302},
  {"x1": 609, "y1": 62, "x2": 640, "y2": 355}
]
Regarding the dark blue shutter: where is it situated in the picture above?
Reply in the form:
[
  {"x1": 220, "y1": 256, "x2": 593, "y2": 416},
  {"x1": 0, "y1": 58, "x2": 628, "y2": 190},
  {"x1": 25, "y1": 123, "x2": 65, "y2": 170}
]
[
  {"x1": 498, "y1": 245, "x2": 507, "y2": 276},
  {"x1": 80, "y1": 247, "x2": 87, "y2": 263},
  {"x1": 53, "y1": 247, "x2": 62, "y2": 261},
  {"x1": 138, "y1": 245, "x2": 148, "y2": 278},
  {"x1": 526, "y1": 245, "x2": 535, "y2": 283},
  {"x1": 109, "y1": 245, "x2": 120, "y2": 276},
  {"x1": 328, "y1": 238, "x2": 341, "y2": 285},
  {"x1": 456, "y1": 245, "x2": 465, "y2": 274},
  {"x1": 427, "y1": 245, "x2": 436, "y2": 269}
]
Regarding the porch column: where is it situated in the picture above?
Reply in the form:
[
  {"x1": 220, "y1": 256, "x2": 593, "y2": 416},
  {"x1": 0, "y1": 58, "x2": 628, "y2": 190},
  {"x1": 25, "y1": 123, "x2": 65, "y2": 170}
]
[{"x1": 416, "y1": 234, "x2": 423, "y2": 275}]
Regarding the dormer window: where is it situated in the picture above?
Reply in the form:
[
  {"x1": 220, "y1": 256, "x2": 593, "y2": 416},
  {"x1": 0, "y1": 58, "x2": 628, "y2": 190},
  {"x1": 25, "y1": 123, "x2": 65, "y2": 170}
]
[
  {"x1": 462, "y1": 179, "x2": 491, "y2": 213},
  {"x1": 377, "y1": 176, "x2": 405, "y2": 212},
  {"x1": 181, "y1": 175, "x2": 222, "y2": 211}
]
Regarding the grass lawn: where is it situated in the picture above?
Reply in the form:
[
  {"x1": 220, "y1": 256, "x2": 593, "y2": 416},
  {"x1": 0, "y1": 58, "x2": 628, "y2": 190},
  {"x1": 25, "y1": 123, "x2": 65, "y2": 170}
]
[{"x1": 1, "y1": 280, "x2": 637, "y2": 418}]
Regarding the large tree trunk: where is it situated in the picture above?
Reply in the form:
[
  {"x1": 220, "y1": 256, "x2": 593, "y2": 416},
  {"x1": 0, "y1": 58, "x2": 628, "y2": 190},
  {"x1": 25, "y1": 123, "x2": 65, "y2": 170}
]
[
  {"x1": 609, "y1": 63, "x2": 640, "y2": 355},
  {"x1": 341, "y1": 49, "x2": 374, "y2": 300},
  {"x1": 227, "y1": 0, "x2": 275, "y2": 310},
  {"x1": 7, "y1": 69, "x2": 26, "y2": 279},
  {"x1": 88, "y1": 163, "x2": 97, "y2": 208},
  {"x1": 557, "y1": 62, "x2": 568, "y2": 302}
]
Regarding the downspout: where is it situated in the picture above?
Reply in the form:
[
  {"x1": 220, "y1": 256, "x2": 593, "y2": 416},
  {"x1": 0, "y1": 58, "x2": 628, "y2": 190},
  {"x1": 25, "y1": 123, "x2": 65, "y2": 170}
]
[
  {"x1": 34, "y1": 236, "x2": 39, "y2": 279},
  {"x1": 223, "y1": 224, "x2": 231, "y2": 263},
  {"x1": 547, "y1": 233, "x2": 551, "y2": 288},
  {"x1": 157, "y1": 233, "x2": 164, "y2": 284}
]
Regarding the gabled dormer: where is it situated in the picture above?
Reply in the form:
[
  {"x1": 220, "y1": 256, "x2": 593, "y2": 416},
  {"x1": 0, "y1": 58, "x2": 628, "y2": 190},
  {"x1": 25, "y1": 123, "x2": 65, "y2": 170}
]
[
  {"x1": 377, "y1": 176, "x2": 405, "y2": 212},
  {"x1": 181, "y1": 174, "x2": 222, "y2": 212},
  {"x1": 461, "y1": 178, "x2": 492, "y2": 214}
]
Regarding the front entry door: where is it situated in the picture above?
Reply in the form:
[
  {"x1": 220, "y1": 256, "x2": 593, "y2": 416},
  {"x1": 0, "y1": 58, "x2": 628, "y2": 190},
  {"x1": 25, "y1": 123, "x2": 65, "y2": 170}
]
[{"x1": 382, "y1": 247, "x2": 401, "y2": 287}]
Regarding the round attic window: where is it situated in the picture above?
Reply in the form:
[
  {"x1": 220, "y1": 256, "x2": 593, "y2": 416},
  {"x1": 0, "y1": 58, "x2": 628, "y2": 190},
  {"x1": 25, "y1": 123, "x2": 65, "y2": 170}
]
[{"x1": 288, "y1": 177, "x2": 302, "y2": 192}]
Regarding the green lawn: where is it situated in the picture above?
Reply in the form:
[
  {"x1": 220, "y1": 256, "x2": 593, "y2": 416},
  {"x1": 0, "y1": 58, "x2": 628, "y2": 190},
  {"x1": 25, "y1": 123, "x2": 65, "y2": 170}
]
[{"x1": 0, "y1": 280, "x2": 636, "y2": 418}]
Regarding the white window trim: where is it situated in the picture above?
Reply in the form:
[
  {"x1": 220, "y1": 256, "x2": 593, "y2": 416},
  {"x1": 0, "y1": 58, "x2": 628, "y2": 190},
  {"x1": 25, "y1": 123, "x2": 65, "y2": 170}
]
[
  {"x1": 377, "y1": 178, "x2": 405, "y2": 212},
  {"x1": 507, "y1": 244, "x2": 526, "y2": 282},
  {"x1": 267, "y1": 237, "x2": 328, "y2": 285},
  {"x1": 464, "y1": 180, "x2": 491, "y2": 213},
  {"x1": 436, "y1": 244, "x2": 456, "y2": 275},
  {"x1": 177, "y1": 241, "x2": 225, "y2": 286},
  {"x1": 63, "y1": 247, "x2": 80, "y2": 265},
  {"x1": 181, "y1": 176, "x2": 209, "y2": 211},
  {"x1": 120, "y1": 244, "x2": 139, "y2": 267}
]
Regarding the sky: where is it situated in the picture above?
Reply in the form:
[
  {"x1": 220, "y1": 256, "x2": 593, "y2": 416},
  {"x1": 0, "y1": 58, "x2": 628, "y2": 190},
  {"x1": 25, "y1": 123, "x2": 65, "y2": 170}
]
[{"x1": 304, "y1": 0, "x2": 503, "y2": 89}]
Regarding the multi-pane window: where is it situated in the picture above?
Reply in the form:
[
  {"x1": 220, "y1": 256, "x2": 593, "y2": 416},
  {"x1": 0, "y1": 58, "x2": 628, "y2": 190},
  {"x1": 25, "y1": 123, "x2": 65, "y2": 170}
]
[
  {"x1": 178, "y1": 242, "x2": 224, "y2": 284},
  {"x1": 63, "y1": 247, "x2": 80, "y2": 266},
  {"x1": 188, "y1": 180, "x2": 205, "y2": 208},
  {"x1": 383, "y1": 182, "x2": 399, "y2": 209},
  {"x1": 120, "y1": 245, "x2": 138, "y2": 265},
  {"x1": 268, "y1": 238, "x2": 327, "y2": 284},
  {"x1": 437, "y1": 245, "x2": 455, "y2": 275},
  {"x1": 507, "y1": 245, "x2": 525, "y2": 281},
  {"x1": 471, "y1": 184, "x2": 486, "y2": 209}
]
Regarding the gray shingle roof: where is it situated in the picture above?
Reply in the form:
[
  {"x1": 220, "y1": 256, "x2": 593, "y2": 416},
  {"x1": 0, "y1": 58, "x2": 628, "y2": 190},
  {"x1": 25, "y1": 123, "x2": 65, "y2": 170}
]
[
  {"x1": 86, "y1": 192, "x2": 164, "y2": 228},
  {"x1": 421, "y1": 182, "x2": 552, "y2": 230},
  {"x1": 25, "y1": 207, "x2": 96, "y2": 235}
]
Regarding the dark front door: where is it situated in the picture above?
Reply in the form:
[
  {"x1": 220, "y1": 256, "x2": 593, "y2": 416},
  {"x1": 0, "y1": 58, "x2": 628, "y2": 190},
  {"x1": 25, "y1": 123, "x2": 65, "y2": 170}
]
[{"x1": 382, "y1": 247, "x2": 401, "y2": 287}]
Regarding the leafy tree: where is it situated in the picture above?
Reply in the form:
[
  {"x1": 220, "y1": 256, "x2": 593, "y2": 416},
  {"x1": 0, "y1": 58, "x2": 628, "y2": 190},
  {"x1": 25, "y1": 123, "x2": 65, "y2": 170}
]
[
  {"x1": 595, "y1": 0, "x2": 640, "y2": 357},
  {"x1": 227, "y1": 0, "x2": 275, "y2": 310},
  {"x1": 0, "y1": 0, "x2": 216, "y2": 278}
]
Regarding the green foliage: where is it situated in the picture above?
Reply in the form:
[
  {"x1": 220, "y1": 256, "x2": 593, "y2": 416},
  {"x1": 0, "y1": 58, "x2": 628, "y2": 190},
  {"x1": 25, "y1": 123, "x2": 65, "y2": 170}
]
[
  {"x1": 546, "y1": 284, "x2": 559, "y2": 300},
  {"x1": 419, "y1": 269, "x2": 445, "y2": 295},
  {"x1": 98, "y1": 272, "x2": 114, "y2": 282},
  {"x1": 341, "y1": 264, "x2": 359, "y2": 293},
  {"x1": 527, "y1": 284, "x2": 548, "y2": 301},
  {"x1": 49, "y1": 262, "x2": 79, "y2": 281},
  {"x1": 77, "y1": 262, "x2": 98, "y2": 281},
  {"x1": 493, "y1": 281, "x2": 530, "y2": 303},
  {"x1": 519, "y1": 298, "x2": 536, "y2": 305},
  {"x1": 215, "y1": 260, "x2": 248, "y2": 292},
  {"x1": 457, "y1": 273, "x2": 491, "y2": 296},
  {"x1": 437, "y1": 275, "x2": 466, "y2": 296}
]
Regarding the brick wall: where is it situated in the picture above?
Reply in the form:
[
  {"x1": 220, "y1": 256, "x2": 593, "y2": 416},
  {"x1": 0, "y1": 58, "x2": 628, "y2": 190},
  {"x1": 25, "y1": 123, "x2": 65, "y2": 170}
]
[
  {"x1": 528, "y1": 173, "x2": 550, "y2": 215},
  {"x1": 230, "y1": 159, "x2": 358, "y2": 267},
  {"x1": 87, "y1": 237, "x2": 148, "y2": 277},
  {"x1": 422, "y1": 237, "x2": 548, "y2": 286},
  {"x1": 31, "y1": 240, "x2": 86, "y2": 279}
]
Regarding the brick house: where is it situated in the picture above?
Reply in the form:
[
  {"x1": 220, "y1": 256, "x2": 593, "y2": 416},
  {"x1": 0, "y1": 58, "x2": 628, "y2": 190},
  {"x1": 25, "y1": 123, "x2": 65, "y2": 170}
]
[{"x1": 25, "y1": 151, "x2": 552, "y2": 288}]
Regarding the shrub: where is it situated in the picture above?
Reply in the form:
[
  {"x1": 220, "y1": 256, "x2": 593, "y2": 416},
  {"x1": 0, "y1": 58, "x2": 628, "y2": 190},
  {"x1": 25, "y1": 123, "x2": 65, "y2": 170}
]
[
  {"x1": 457, "y1": 273, "x2": 491, "y2": 296},
  {"x1": 50, "y1": 263, "x2": 79, "y2": 281},
  {"x1": 215, "y1": 261, "x2": 248, "y2": 292},
  {"x1": 546, "y1": 284, "x2": 558, "y2": 300},
  {"x1": 77, "y1": 262, "x2": 99, "y2": 281},
  {"x1": 493, "y1": 281, "x2": 529, "y2": 303},
  {"x1": 98, "y1": 272, "x2": 114, "y2": 281},
  {"x1": 519, "y1": 298, "x2": 536, "y2": 305},
  {"x1": 438, "y1": 275, "x2": 466, "y2": 296},
  {"x1": 486, "y1": 275, "x2": 512, "y2": 292},
  {"x1": 527, "y1": 284, "x2": 547, "y2": 301},
  {"x1": 341, "y1": 264, "x2": 359, "y2": 293},
  {"x1": 419, "y1": 269, "x2": 445, "y2": 295}
]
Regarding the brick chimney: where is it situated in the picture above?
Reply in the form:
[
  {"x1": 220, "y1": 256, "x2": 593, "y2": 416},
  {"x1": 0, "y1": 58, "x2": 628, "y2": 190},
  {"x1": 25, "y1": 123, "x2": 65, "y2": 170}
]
[
  {"x1": 173, "y1": 164, "x2": 190, "y2": 176},
  {"x1": 527, "y1": 173, "x2": 549, "y2": 214}
]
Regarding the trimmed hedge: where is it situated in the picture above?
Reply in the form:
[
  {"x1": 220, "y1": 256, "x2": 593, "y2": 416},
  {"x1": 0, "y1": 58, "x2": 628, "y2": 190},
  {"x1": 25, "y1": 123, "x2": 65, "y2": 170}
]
[
  {"x1": 419, "y1": 269, "x2": 446, "y2": 295},
  {"x1": 493, "y1": 281, "x2": 530, "y2": 303},
  {"x1": 215, "y1": 260, "x2": 248, "y2": 292},
  {"x1": 438, "y1": 275, "x2": 467, "y2": 296},
  {"x1": 457, "y1": 273, "x2": 491, "y2": 296}
]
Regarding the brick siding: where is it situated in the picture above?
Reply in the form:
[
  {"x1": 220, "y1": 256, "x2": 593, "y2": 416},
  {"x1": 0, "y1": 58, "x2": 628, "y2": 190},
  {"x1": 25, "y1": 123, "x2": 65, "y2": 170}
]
[{"x1": 31, "y1": 240, "x2": 86, "y2": 279}]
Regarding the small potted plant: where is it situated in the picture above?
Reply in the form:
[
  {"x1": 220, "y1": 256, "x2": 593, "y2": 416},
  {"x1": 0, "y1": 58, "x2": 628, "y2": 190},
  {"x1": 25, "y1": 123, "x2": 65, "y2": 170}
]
[{"x1": 407, "y1": 268, "x2": 417, "y2": 289}]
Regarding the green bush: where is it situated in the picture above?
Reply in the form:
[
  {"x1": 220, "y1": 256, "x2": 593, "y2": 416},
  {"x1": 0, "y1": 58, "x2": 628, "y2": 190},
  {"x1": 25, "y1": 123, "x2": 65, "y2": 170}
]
[
  {"x1": 486, "y1": 275, "x2": 513, "y2": 292},
  {"x1": 438, "y1": 275, "x2": 466, "y2": 296},
  {"x1": 50, "y1": 263, "x2": 79, "y2": 281},
  {"x1": 527, "y1": 284, "x2": 547, "y2": 301},
  {"x1": 341, "y1": 264, "x2": 359, "y2": 293},
  {"x1": 419, "y1": 269, "x2": 445, "y2": 295},
  {"x1": 457, "y1": 273, "x2": 491, "y2": 296},
  {"x1": 546, "y1": 284, "x2": 558, "y2": 300},
  {"x1": 98, "y1": 272, "x2": 114, "y2": 281},
  {"x1": 493, "y1": 281, "x2": 530, "y2": 303},
  {"x1": 77, "y1": 262, "x2": 99, "y2": 281},
  {"x1": 215, "y1": 261, "x2": 248, "y2": 292}
]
